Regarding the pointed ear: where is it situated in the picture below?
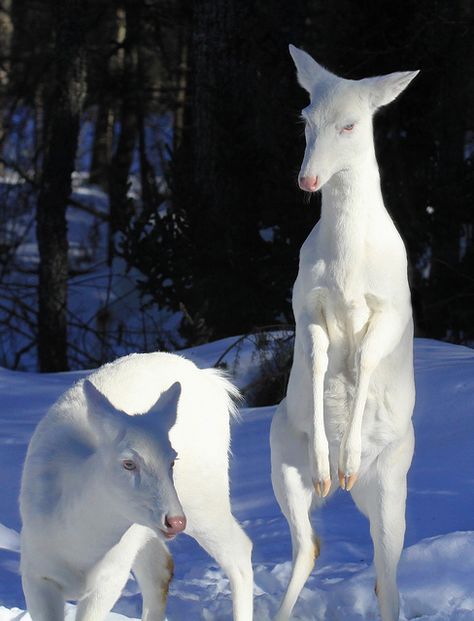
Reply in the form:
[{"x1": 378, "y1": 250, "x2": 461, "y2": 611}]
[
  {"x1": 288, "y1": 44, "x2": 333, "y2": 93},
  {"x1": 147, "y1": 382, "x2": 181, "y2": 434},
  {"x1": 83, "y1": 380, "x2": 126, "y2": 440},
  {"x1": 362, "y1": 70, "x2": 420, "y2": 110}
]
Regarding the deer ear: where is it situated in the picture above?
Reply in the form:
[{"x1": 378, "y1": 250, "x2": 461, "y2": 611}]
[
  {"x1": 289, "y1": 44, "x2": 333, "y2": 93},
  {"x1": 362, "y1": 70, "x2": 420, "y2": 110},
  {"x1": 147, "y1": 382, "x2": 181, "y2": 434},
  {"x1": 83, "y1": 380, "x2": 126, "y2": 440}
]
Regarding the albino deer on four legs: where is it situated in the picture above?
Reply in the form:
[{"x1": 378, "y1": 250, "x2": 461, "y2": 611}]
[
  {"x1": 270, "y1": 45, "x2": 418, "y2": 621},
  {"x1": 21, "y1": 353, "x2": 253, "y2": 621}
]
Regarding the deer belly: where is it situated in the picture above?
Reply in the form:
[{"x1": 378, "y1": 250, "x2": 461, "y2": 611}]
[{"x1": 323, "y1": 371, "x2": 352, "y2": 441}]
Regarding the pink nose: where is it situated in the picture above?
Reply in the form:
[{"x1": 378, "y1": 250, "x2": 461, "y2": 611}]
[
  {"x1": 165, "y1": 515, "x2": 187, "y2": 534},
  {"x1": 299, "y1": 175, "x2": 319, "y2": 192}
]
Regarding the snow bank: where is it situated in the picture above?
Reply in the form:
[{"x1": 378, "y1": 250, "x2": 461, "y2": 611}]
[
  {"x1": 0, "y1": 338, "x2": 473, "y2": 619},
  {"x1": 0, "y1": 525, "x2": 19, "y2": 553}
]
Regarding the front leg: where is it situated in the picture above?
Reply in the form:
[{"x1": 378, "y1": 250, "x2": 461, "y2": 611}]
[
  {"x1": 301, "y1": 308, "x2": 331, "y2": 497},
  {"x1": 339, "y1": 307, "x2": 409, "y2": 490},
  {"x1": 76, "y1": 525, "x2": 143, "y2": 621},
  {"x1": 76, "y1": 567, "x2": 131, "y2": 621},
  {"x1": 22, "y1": 573, "x2": 65, "y2": 621}
]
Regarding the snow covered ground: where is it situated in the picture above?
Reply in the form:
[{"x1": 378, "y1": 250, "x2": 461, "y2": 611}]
[{"x1": 0, "y1": 337, "x2": 473, "y2": 620}]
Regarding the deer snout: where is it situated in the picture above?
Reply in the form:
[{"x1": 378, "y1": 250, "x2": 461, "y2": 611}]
[
  {"x1": 299, "y1": 175, "x2": 319, "y2": 192},
  {"x1": 164, "y1": 514, "x2": 187, "y2": 538}
]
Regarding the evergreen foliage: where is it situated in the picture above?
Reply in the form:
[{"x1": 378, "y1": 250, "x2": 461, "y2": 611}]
[{"x1": 0, "y1": 0, "x2": 473, "y2": 370}]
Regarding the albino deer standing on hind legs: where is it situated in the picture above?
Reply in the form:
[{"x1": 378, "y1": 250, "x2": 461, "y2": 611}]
[
  {"x1": 21, "y1": 353, "x2": 253, "y2": 621},
  {"x1": 270, "y1": 45, "x2": 418, "y2": 621}
]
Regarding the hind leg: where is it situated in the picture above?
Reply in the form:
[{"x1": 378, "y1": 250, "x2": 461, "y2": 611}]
[
  {"x1": 350, "y1": 426, "x2": 414, "y2": 621},
  {"x1": 132, "y1": 534, "x2": 173, "y2": 621},
  {"x1": 179, "y1": 462, "x2": 253, "y2": 621},
  {"x1": 270, "y1": 401, "x2": 324, "y2": 621},
  {"x1": 189, "y1": 514, "x2": 253, "y2": 621}
]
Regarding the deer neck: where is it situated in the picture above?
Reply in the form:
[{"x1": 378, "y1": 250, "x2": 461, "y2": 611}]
[
  {"x1": 62, "y1": 455, "x2": 131, "y2": 557},
  {"x1": 320, "y1": 152, "x2": 386, "y2": 254}
]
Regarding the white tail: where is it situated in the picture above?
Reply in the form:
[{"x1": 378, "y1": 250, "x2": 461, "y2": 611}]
[
  {"x1": 270, "y1": 45, "x2": 417, "y2": 621},
  {"x1": 20, "y1": 352, "x2": 253, "y2": 621}
]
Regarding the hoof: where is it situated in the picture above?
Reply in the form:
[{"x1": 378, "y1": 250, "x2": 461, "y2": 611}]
[
  {"x1": 338, "y1": 469, "x2": 358, "y2": 491},
  {"x1": 314, "y1": 478, "x2": 331, "y2": 498}
]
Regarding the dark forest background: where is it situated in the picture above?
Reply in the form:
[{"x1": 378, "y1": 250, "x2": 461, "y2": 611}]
[{"x1": 0, "y1": 0, "x2": 473, "y2": 375}]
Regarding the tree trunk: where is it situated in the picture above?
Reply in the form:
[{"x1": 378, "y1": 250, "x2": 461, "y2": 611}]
[
  {"x1": 36, "y1": 0, "x2": 87, "y2": 372},
  {"x1": 173, "y1": 37, "x2": 188, "y2": 154},
  {"x1": 175, "y1": 0, "x2": 306, "y2": 340},
  {"x1": 107, "y1": 1, "x2": 138, "y2": 264},
  {"x1": 88, "y1": 0, "x2": 117, "y2": 188},
  {"x1": 182, "y1": 0, "x2": 262, "y2": 338},
  {"x1": 426, "y1": 0, "x2": 472, "y2": 340},
  {"x1": 90, "y1": 100, "x2": 114, "y2": 188},
  {"x1": 0, "y1": 0, "x2": 12, "y2": 87},
  {"x1": 0, "y1": 0, "x2": 12, "y2": 176}
]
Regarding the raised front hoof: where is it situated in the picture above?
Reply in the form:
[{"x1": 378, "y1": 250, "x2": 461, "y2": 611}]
[
  {"x1": 338, "y1": 469, "x2": 358, "y2": 491},
  {"x1": 314, "y1": 478, "x2": 331, "y2": 498}
]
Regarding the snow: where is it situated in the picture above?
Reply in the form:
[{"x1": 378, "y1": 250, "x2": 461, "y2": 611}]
[{"x1": 0, "y1": 337, "x2": 474, "y2": 620}]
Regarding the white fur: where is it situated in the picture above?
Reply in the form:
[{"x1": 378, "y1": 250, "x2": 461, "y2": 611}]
[
  {"x1": 20, "y1": 352, "x2": 253, "y2": 621},
  {"x1": 270, "y1": 45, "x2": 418, "y2": 621}
]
